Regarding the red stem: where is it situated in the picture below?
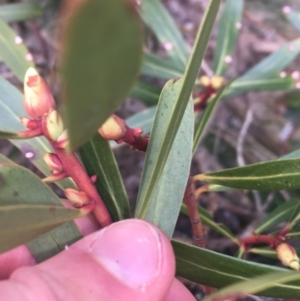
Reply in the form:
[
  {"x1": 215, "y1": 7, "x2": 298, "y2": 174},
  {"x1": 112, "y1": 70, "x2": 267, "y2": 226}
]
[
  {"x1": 121, "y1": 126, "x2": 149, "y2": 152},
  {"x1": 194, "y1": 85, "x2": 216, "y2": 112},
  {"x1": 241, "y1": 234, "x2": 283, "y2": 249},
  {"x1": 51, "y1": 142, "x2": 112, "y2": 228}
]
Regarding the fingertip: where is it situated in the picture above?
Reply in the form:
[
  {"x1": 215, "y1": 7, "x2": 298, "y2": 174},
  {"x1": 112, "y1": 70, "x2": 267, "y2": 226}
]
[{"x1": 165, "y1": 278, "x2": 196, "y2": 301}]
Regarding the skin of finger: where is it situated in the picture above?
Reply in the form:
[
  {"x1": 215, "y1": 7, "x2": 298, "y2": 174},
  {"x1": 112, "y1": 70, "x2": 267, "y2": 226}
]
[
  {"x1": 164, "y1": 278, "x2": 196, "y2": 301},
  {"x1": 2, "y1": 220, "x2": 176, "y2": 301},
  {"x1": 0, "y1": 214, "x2": 99, "y2": 280}
]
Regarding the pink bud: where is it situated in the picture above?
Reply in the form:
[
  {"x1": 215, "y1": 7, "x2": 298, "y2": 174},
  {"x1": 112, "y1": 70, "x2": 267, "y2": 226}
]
[
  {"x1": 42, "y1": 108, "x2": 64, "y2": 141},
  {"x1": 64, "y1": 188, "x2": 90, "y2": 207},
  {"x1": 133, "y1": 128, "x2": 143, "y2": 137},
  {"x1": 43, "y1": 153, "x2": 63, "y2": 174},
  {"x1": 56, "y1": 130, "x2": 69, "y2": 149},
  {"x1": 24, "y1": 68, "x2": 55, "y2": 118},
  {"x1": 20, "y1": 117, "x2": 39, "y2": 129},
  {"x1": 98, "y1": 115, "x2": 127, "y2": 141},
  {"x1": 276, "y1": 243, "x2": 299, "y2": 270}
]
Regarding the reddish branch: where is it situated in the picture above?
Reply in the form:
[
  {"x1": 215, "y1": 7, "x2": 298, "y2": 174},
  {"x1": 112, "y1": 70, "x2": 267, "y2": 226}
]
[
  {"x1": 184, "y1": 176, "x2": 206, "y2": 248},
  {"x1": 50, "y1": 142, "x2": 112, "y2": 228},
  {"x1": 241, "y1": 234, "x2": 284, "y2": 249},
  {"x1": 194, "y1": 85, "x2": 216, "y2": 112}
]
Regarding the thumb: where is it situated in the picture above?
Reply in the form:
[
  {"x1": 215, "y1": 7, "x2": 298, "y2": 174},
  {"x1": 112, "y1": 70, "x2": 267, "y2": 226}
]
[{"x1": 1, "y1": 219, "x2": 176, "y2": 301}]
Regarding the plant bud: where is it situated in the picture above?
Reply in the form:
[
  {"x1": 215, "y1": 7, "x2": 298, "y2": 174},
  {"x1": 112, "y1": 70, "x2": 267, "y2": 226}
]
[
  {"x1": 42, "y1": 108, "x2": 64, "y2": 141},
  {"x1": 24, "y1": 67, "x2": 55, "y2": 118},
  {"x1": 43, "y1": 153, "x2": 63, "y2": 174},
  {"x1": 56, "y1": 130, "x2": 69, "y2": 149},
  {"x1": 20, "y1": 117, "x2": 38, "y2": 129},
  {"x1": 199, "y1": 75, "x2": 211, "y2": 87},
  {"x1": 276, "y1": 243, "x2": 300, "y2": 271},
  {"x1": 98, "y1": 115, "x2": 126, "y2": 141},
  {"x1": 211, "y1": 76, "x2": 225, "y2": 89},
  {"x1": 64, "y1": 188, "x2": 90, "y2": 207}
]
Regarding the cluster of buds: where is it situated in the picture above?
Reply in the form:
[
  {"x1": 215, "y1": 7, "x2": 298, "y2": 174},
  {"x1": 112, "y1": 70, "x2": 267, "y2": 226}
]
[
  {"x1": 276, "y1": 243, "x2": 300, "y2": 271},
  {"x1": 20, "y1": 67, "x2": 68, "y2": 148},
  {"x1": 199, "y1": 75, "x2": 225, "y2": 89},
  {"x1": 98, "y1": 114, "x2": 149, "y2": 151},
  {"x1": 194, "y1": 75, "x2": 225, "y2": 112}
]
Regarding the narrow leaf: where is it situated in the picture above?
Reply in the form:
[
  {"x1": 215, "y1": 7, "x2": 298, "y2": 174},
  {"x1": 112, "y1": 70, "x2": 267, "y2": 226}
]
[
  {"x1": 181, "y1": 204, "x2": 238, "y2": 243},
  {"x1": 199, "y1": 158, "x2": 300, "y2": 190},
  {"x1": 135, "y1": 0, "x2": 221, "y2": 219},
  {"x1": 173, "y1": 240, "x2": 300, "y2": 298},
  {"x1": 130, "y1": 81, "x2": 160, "y2": 105},
  {"x1": 0, "y1": 164, "x2": 64, "y2": 206},
  {"x1": 0, "y1": 3, "x2": 42, "y2": 22},
  {"x1": 202, "y1": 271, "x2": 300, "y2": 301},
  {"x1": 0, "y1": 154, "x2": 13, "y2": 164},
  {"x1": 126, "y1": 106, "x2": 157, "y2": 135},
  {"x1": 141, "y1": 53, "x2": 183, "y2": 80},
  {"x1": 255, "y1": 198, "x2": 300, "y2": 234},
  {"x1": 0, "y1": 130, "x2": 20, "y2": 139},
  {"x1": 225, "y1": 38, "x2": 300, "y2": 96},
  {"x1": 213, "y1": 0, "x2": 243, "y2": 75},
  {"x1": 140, "y1": 0, "x2": 189, "y2": 69},
  {"x1": 284, "y1": 8, "x2": 300, "y2": 32},
  {"x1": 0, "y1": 76, "x2": 74, "y2": 190},
  {"x1": 27, "y1": 221, "x2": 82, "y2": 263},
  {"x1": 135, "y1": 80, "x2": 193, "y2": 238},
  {"x1": 61, "y1": 0, "x2": 143, "y2": 150},
  {"x1": 193, "y1": 81, "x2": 232, "y2": 152},
  {"x1": 79, "y1": 133, "x2": 130, "y2": 221},
  {"x1": 0, "y1": 163, "x2": 82, "y2": 259},
  {"x1": 0, "y1": 18, "x2": 34, "y2": 81},
  {"x1": 0, "y1": 205, "x2": 82, "y2": 253}
]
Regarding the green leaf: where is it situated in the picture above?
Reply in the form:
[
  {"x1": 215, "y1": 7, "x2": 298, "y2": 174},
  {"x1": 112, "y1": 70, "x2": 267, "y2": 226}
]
[
  {"x1": 0, "y1": 18, "x2": 34, "y2": 81},
  {"x1": 0, "y1": 164, "x2": 82, "y2": 253},
  {"x1": 173, "y1": 240, "x2": 300, "y2": 298},
  {"x1": 0, "y1": 163, "x2": 62, "y2": 207},
  {"x1": 27, "y1": 221, "x2": 82, "y2": 263},
  {"x1": 135, "y1": 0, "x2": 221, "y2": 220},
  {"x1": 193, "y1": 81, "x2": 232, "y2": 152},
  {"x1": 0, "y1": 204, "x2": 82, "y2": 253},
  {"x1": 0, "y1": 130, "x2": 20, "y2": 139},
  {"x1": 141, "y1": 53, "x2": 183, "y2": 80},
  {"x1": 284, "y1": 8, "x2": 300, "y2": 32},
  {"x1": 225, "y1": 38, "x2": 300, "y2": 96},
  {"x1": 140, "y1": 0, "x2": 189, "y2": 70},
  {"x1": 255, "y1": 198, "x2": 300, "y2": 234},
  {"x1": 279, "y1": 147, "x2": 300, "y2": 160},
  {"x1": 199, "y1": 158, "x2": 300, "y2": 190},
  {"x1": 0, "y1": 153, "x2": 13, "y2": 164},
  {"x1": 0, "y1": 76, "x2": 74, "y2": 190},
  {"x1": 180, "y1": 204, "x2": 238, "y2": 243},
  {"x1": 0, "y1": 3, "x2": 42, "y2": 22},
  {"x1": 202, "y1": 271, "x2": 300, "y2": 301},
  {"x1": 79, "y1": 133, "x2": 130, "y2": 221},
  {"x1": 126, "y1": 106, "x2": 156, "y2": 135},
  {"x1": 213, "y1": 0, "x2": 243, "y2": 76},
  {"x1": 135, "y1": 80, "x2": 193, "y2": 238},
  {"x1": 61, "y1": 0, "x2": 143, "y2": 150},
  {"x1": 130, "y1": 80, "x2": 160, "y2": 105},
  {"x1": 287, "y1": 225, "x2": 300, "y2": 239}
]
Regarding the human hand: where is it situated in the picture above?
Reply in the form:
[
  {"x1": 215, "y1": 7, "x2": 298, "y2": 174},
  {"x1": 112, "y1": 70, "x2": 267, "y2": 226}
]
[{"x1": 0, "y1": 219, "x2": 195, "y2": 300}]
